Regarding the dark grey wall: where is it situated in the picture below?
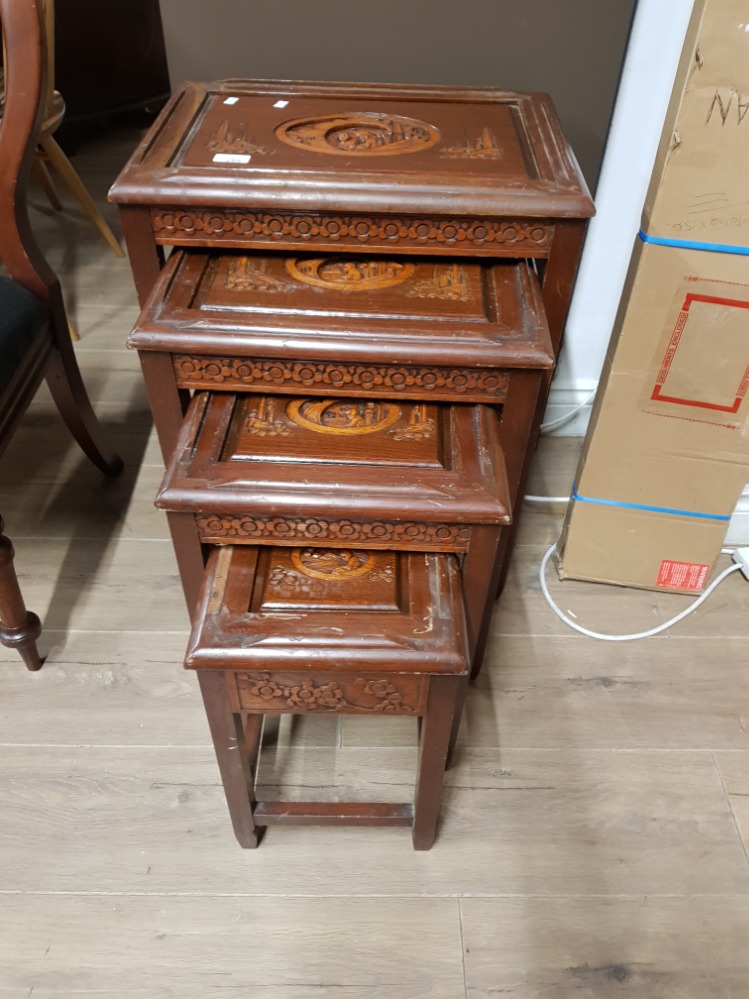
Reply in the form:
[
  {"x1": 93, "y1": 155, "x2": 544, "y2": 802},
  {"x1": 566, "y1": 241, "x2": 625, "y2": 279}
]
[{"x1": 159, "y1": 0, "x2": 637, "y2": 191}]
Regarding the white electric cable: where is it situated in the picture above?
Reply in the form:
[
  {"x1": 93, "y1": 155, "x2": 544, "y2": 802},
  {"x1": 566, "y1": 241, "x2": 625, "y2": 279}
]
[
  {"x1": 539, "y1": 543, "x2": 742, "y2": 641},
  {"x1": 540, "y1": 392, "x2": 597, "y2": 433}
]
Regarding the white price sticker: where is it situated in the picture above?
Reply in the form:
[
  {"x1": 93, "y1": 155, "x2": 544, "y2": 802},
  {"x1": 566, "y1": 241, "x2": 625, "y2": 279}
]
[{"x1": 212, "y1": 153, "x2": 251, "y2": 164}]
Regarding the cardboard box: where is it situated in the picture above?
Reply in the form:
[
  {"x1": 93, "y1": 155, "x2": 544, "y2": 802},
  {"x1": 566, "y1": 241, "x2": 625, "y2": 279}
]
[
  {"x1": 559, "y1": 0, "x2": 749, "y2": 593},
  {"x1": 643, "y1": 0, "x2": 749, "y2": 248},
  {"x1": 558, "y1": 237, "x2": 749, "y2": 593}
]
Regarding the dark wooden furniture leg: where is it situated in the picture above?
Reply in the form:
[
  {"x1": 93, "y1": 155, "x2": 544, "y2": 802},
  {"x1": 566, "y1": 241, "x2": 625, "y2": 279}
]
[
  {"x1": 138, "y1": 351, "x2": 191, "y2": 464},
  {"x1": 412, "y1": 675, "x2": 461, "y2": 850},
  {"x1": 45, "y1": 336, "x2": 123, "y2": 477},
  {"x1": 491, "y1": 369, "x2": 547, "y2": 603},
  {"x1": 463, "y1": 524, "x2": 503, "y2": 672},
  {"x1": 139, "y1": 352, "x2": 205, "y2": 615},
  {"x1": 0, "y1": 517, "x2": 43, "y2": 670},
  {"x1": 198, "y1": 671, "x2": 259, "y2": 848},
  {"x1": 541, "y1": 221, "x2": 588, "y2": 357},
  {"x1": 118, "y1": 206, "x2": 165, "y2": 308},
  {"x1": 242, "y1": 712, "x2": 264, "y2": 766},
  {"x1": 167, "y1": 511, "x2": 206, "y2": 616}
]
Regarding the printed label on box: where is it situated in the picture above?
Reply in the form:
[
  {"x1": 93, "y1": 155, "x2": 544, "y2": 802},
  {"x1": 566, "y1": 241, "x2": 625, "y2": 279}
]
[
  {"x1": 656, "y1": 559, "x2": 710, "y2": 591},
  {"x1": 641, "y1": 278, "x2": 749, "y2": 429}
]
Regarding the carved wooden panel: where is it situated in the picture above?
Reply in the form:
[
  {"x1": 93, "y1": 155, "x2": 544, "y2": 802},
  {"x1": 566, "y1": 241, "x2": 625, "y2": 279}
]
[
  {"x1": 230, "y1": 671, "x2": 427, "y2": 715},
  {"x1": 259, "y1": 547, "x2": 400, "y2": 611},
  {"x1": 111, "y1": 80, "x2": 594, "y2": 227},
  {"x1": 131, "y1": 249, "x2": 553, "y2": 403},
  {"x1": 285, "y1": 257, "x2": 416, "y2": 291},
  {"x1": 172, "y1": 354, "x2": 510, "y2": 403},
  {"x1": 228, "y1": 394, "x2": 440, "y2": 462},
  {"x1": 157, "y1": 391, "x2": 510, "y2": 528},
  {"x1": 186, "y1": 546, "x2": 470, "y2": 682},
  {"x1": 230, "y1": 392, "x2": 440, "y2": 460},
  {"x1": 150, "y1": 207, "x2": 555, "y2": 255},
  {"x1": 195, "y1": 514, "x2": 471, "y2": 551},
  {"x1": 275, "y1": 112, "x2": 442, "y2": 157}
]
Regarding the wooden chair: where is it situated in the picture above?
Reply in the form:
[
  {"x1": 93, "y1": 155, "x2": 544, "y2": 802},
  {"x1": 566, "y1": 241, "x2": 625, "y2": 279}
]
[
  {"x1": 0, "y1": 0, "x2": 123, "y2": 670},
  {"x1": 16, "y1": 0, "x2": 125, "y2": 258}
]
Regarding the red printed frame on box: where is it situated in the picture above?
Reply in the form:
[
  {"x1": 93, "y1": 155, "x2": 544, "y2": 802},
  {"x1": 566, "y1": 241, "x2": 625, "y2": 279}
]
[{"x1": 651, "y1": 292, "x2": 749, "y2": 415}]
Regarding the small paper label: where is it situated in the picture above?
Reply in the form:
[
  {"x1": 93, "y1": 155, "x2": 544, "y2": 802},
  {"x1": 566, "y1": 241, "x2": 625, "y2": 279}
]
[
  {"x1": 656, "y1": 559, "x2": 710, "y2": 591},
  {"x1": 223, "y1": 97, "x2": 239, "y2": 105},
  {"x1": 273, "y1": 99, "x2": 289, "y2": 108},
  {"x1": 212, "y1": 153, "x2": 251, "y2": 164}
]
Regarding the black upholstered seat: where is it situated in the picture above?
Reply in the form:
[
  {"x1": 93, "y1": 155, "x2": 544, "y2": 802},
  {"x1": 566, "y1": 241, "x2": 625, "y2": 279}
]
[{"x1": 0, "y1": 276, "x2": 46, "y2": 395}]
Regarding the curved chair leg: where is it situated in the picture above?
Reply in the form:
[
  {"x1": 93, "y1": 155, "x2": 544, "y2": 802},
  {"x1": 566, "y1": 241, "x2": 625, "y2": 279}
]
[
  {"x1": 45, "y1": 341, "x2": 123, "y2": 478},
  {"x1": 38, "y1": 133, "x2": 126, "y2": 258},
  {"x1": 0, "y1": 518, "x2": 43, "y2": 671}
]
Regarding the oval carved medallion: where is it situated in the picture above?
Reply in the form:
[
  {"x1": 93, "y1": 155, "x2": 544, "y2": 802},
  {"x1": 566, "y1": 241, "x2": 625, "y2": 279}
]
[
  {"x1": 275, "y1": 112, "x2": 441, "y2": 156},
  {"x1": 286, "y1": 398, "x2": 400, "y2": 435},
  {"x1": 286, "y1": 257, "x2": 415, "y2": 291},
  {"x1": 291, "y1": 548, "x2": 377, "y2": 581}
]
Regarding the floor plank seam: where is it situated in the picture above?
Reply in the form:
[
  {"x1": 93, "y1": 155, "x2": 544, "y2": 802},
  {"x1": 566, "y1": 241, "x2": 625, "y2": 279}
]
[
  {"x1": 457, "y1": 898, "x2": 469, "y2": 999},
  {"x1": 712, "y1": 750, "x2": 749, "y2": 872},
  {"x1": 3, "y1": 890, "x2": 749, "y2": 899}
]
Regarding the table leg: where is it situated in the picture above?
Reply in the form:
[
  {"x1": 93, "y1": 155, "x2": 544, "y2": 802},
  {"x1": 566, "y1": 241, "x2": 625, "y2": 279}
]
[
  {"x1": 167, "y1": 511, "x2": 206, "y2": 616},
  {"x1": 541, "y1": 220, "x2": 588, "y2": 357},
  {"x1": 492, "y1": 369, "x2": 546, "y2": 601},
  {"x1": 413, "y1": 675, "x2": 461, "y2": 850},
  {"x1": 462, "y1": 524, "x2": 502, "y2": 673},
  {"x1": 118, "y1": 205, "x2": 165, "y2": 307},
  {"x1": 198, "y1": 672, "x2": 259, "y2": 849},
  {"x1": 139, "y1": 351, "x2": 191, "y2": 464}
]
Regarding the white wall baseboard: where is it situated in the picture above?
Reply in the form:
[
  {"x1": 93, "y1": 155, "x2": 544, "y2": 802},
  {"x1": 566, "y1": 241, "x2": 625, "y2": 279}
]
[{"x1": 725, "y1": 488, "x2": 749, "y2": 547}]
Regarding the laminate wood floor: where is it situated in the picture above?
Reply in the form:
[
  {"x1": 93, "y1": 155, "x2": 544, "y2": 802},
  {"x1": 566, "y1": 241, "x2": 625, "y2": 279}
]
[{"x1": 2, "y1": 125, "x2": 749, "y2": 998}]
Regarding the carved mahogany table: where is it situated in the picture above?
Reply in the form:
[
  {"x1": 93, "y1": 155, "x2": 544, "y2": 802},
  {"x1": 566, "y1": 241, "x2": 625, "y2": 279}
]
[
  {"x1": 113, "y1": 78, "x2": 592, "y2": 846},
  {"x1": 111, "y1": 81, "x2": 593, "y2": 569},
  {"x1": 189, "y1": 544, "x2": 469, "y2": 849}
]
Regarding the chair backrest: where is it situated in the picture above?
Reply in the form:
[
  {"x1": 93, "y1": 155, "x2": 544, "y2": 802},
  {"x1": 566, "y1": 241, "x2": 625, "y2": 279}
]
[
  {"x1": 0, "y1": 0, "x2": 58, "y2": 305},
  {"x1": 42, "y1": 0, "x2": 56, "y2": 120}
]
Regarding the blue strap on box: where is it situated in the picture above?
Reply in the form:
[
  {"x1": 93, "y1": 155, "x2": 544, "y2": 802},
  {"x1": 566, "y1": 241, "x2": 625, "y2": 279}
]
[
  {"x1": 638, "y1": 229, "x2": 749, "y2": 257},
  {"x1": 572, "y1": 483, "x2": 730, "y2": 522}
]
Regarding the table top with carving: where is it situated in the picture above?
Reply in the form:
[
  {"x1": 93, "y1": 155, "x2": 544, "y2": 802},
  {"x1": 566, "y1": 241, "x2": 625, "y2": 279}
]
[
  {"x1": 129, "y1": 250, "x2": 553, "y2": 370},
  {"x1": 156, "y1": 391, "x2": 510, "y2": 526},
  {"x1": 110, "y1": 78, "x2": 594, "y2": 221},
  {"x1": 186, "y1": 544, "x2": 469, "y2": 678}
]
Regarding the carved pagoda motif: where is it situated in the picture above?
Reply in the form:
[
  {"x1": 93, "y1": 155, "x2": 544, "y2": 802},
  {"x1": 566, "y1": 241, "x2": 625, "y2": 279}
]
[
  {"x1": 406, "y1": 263, "x2": 470, "y2": 302},
  {"x1": 389, "y1": 404, "x2": 436, "y2": 442},
  {"x1": 440, "y1": 127, "x2": 503, "y2": 160},
  {"x1": 244, "y1": 397, "x2": 291, "y2": 437},
  {"x1": 225, "y1": 257, "x2": 292, "y2": 293},
  {"x1": 276, "y1": 112, "x2": 441, "y2": 156},
  {"x1": 207, "y1": 118, "x2": 274, "y2": 156}
]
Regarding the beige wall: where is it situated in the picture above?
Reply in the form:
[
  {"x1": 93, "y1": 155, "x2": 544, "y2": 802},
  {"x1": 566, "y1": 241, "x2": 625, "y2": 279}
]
[{"x1": 158, "y1": 0, "x2": 636, "y2": 190}]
